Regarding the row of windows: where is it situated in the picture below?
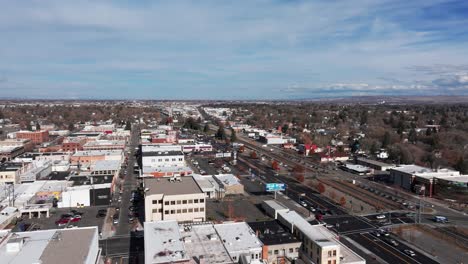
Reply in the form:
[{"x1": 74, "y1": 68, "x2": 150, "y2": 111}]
[
  {"x1": 150, "y1": 158, "x2": 183, "y2": 162},
  {"x1": 152, "y1": 199, "x2": 205, "y2": 205},
  {"x1": 153, "y1": 208, "x2": 205, "y2": 214},
  {"x1": 268, "y1": 247, "x2": 299, "y2": 255}
]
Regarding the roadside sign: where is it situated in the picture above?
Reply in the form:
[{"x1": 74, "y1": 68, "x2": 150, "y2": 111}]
[{"x1": 266, "y1": 183, "x2": 286, "y2": 192}]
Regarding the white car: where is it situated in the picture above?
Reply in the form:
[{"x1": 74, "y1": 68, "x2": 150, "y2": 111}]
[
  {"x1": 376, "y1": 214, "x2": 386, "y2": 219},
  {"x1": 403, "y1": 249, "x2": 416, "y2": 257},
  {"x1": 300, "y1": 201, "x2": 307, "y2": 207}
]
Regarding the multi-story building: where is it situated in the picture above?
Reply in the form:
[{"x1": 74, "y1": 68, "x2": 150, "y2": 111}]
[
  {"x1": 214, "y1": 222, "x2": 264, "y2": 263},
  {"x1": 248, "y1": 220, "x2": 301, "y2": 264},
  {"x1": 61, "y1": 137, "x2": 86, "y2": 152},
  {"x1": 16, "y1": 130, "x2": 50, "y2": 144},
  {"x1": 144, "y1": 220, "x2": 234, "y2": 264},
  {"x1": 0, "y1": 162, "x2": 26, "y2": 184},
  {"x1": 263, "y1": 200, "x2": 366, "y2": 264},
  {"x1": 0, "y1": 226, "x2": 101, "y2": 264},
  {"x1": 82, "y1": 140, "x2": 126, "y2": 151},
  {"x1": 70, "y1": 150, "x2": 123, "y2": 166},
  {"x1": 144, "y1": 176, "x2": 206, "y2": 222}
]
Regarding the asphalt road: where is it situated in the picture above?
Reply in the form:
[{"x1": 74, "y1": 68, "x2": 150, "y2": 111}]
[{"x1": 115, "y1": 125, "x2": 140, "y2": 236}]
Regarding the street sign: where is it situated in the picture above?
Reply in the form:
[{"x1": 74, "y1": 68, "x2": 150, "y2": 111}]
[{"x1": 266, "y1": 183, "x2": 286, "y2": 192}]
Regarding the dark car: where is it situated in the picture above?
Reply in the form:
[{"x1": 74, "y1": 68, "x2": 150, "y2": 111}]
[
  {"x1": 71, "y1": 210, "x2": 84, "y2": 216},
  {"x1": 96, "y1": 209, "x2": 107, "y2": 218}
]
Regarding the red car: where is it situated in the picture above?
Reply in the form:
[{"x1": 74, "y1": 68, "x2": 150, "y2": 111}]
[{"x1": 56, "y1": 216, "x2": 81, "y2": 226}]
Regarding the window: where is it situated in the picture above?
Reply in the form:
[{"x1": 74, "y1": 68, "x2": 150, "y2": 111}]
[
  {"x1": 158, "y1": 159, "x2": 162, "y2": 162},
  {"x1": 172, "y1": 158, "x2": 176, "y2": 161},
  {"x1": 333, "y1": 250, "x2": 336, "y2": 257},
  {"x1": 159, "y1": 209, "x2": 163, "y2": 213},
  {"x1": 233, "y1": 256, "x2": 237, "y2": 261},
  {"x1": 171, "y1": 201, "x2": 176, "y2": 205},
  {"x1": 328, "y1": 261, "x2": 332, "y2": 264},
  {"x1": 159, "y1": 200, "x2": 163, "y2": 204},
  {"x1": 182, "y1": 200, "x2": 187, "y2": 204},
  {"x1": 164, "y1": 210, "x2": 169, "y2": 214},
  {"x1": 194, "y1": 199, "x2": 198, "y2": 203},
  {"x1": 177, "y1": 200, "x2": 181, "y2": 204},
  {"x1": 274, "y1": 250, "x2": 279, "y2": 255},
  {"x1": 152, "y1": 209, "x2": 158, "y2": 213},
  {"x1": 188, "y1": 208, "x2": 193, "y2": 213},
  {"x1": 289, "y1": 248, "x2": 294, "y2": 253},
  {"x1": 182, "y1": 209, "x2": 187, "y2": 213},
  {"x1": 295, "y1": 248, "x2": 299, "y2": 252},
  {"x1": 177, "y1": 209, "x2": 181, "y2": 213},
  {"x1": 188, "y1": 199, "x2": 193, "y2": 204},
  {"x1": 164, "y1": 201, "x2": 169, "y2": 205},
  {"x1": 165, "y1": 158, "x2": 169, "y2": 162},
  {"x1": 200, "y1": 199, "x2": 204, "y2": 203},
  {"x1": 268, "y1": 251, "x2": 272, "y2": 255},
  {"x1": 194, "y1": 208, "x2": 199, "y2": 212},
  {"x1": 333, "y1": 260, "x2": 337, "y2": 264},
  {"x1": 200, "y1": 207, "x2": 204, "y2": 212},
  {"x1": 170, "y1": 210, "x2": 175, "y2": 214},
  {"x1": 179, "y1": 158, "x2": 183, "y2": 161},
  {"x1": 328, "y1": 251, "x2": 332, "y2": 257}
]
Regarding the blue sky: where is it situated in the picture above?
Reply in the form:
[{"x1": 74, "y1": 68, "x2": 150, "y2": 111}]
[{"x1": 1, "y1": 0, "x2": 468, "y2": 99}]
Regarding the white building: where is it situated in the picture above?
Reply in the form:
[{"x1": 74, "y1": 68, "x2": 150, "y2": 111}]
[
  {"x1": 58, "y1": 183, "x2": 111, "y2": 208},
  {"x1": 144, "y1": 176, "x2": 206, "y2": 222},
  {"x1": 0, "y1": 227, "x2": 101, "y2": 264},
  {"x1": 214, "y1": 222, "x2": 264, "y2": 264},
  {"x1": 263, "y1": 200, "x2": 365, "y2": 264},
  {"x1": 144, "y1": 220, "x2": 234, "y2": 264},
  {"x1": 142, "y1": 150, "x2": 185, "y2": 168}
]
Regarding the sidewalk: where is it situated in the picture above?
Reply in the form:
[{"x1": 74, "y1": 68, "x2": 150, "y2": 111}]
[{"x1": 100, "y1": 207, "x2": 117, "y2": 239}]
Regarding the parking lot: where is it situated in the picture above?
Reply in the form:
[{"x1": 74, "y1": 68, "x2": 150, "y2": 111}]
[
  {"x1": 206, "y1": 195, "x2": 271, "y2": 222},
  {"x1": 14, "y1": 205, "x2": 109, "y2": 233}
]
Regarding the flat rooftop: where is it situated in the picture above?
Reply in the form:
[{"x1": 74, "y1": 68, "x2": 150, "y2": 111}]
[
  {"x1": 248, "y1": 220, "x2": 300, "y2": 246},
  {"x1": 73, "y1": 150, "x2": 123, "y2": 157},
  {"x1": 144, "y1": 176, "x2": 203, "y2": 196},
  {"x1": 342, "y1": 163, "x2": 371, "y2": 173},
  {"x1": 92, "y1": 160, "x2": 121, "y2": 171},
  {"x1": 357, "y1": 157, "x2": 395, "y2": 167},
  {"x1": 0, "y1": 227, "x2": 98, "y2": 264},
  {"x1": 213, "y1": 222, "x2": 263, "y2": 254},
  {"x1": 214, "y1": 174, "x2": 241, "y2": 186},
  {"x1": 391, "y1": 164, "x2": 460, "y2": 177},
  {"x1": 142, "y1": 151, "x2": 184, "y2": 157},
  {"x1": 144, "y1": 220, "x2": 189, "y2": 264},
  {"x1": 180, "y1": 223, "x2": 233, "y2": 263}
]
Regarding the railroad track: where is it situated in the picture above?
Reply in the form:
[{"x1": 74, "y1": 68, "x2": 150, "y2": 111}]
[
  {"x1": 320, "y1": 179, "x2": 401, "y2": 210},
  {"x1": 437, "y1": 227, "x2": 468, "y2": 246}
]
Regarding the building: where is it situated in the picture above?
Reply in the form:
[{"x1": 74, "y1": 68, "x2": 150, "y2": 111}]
[
  {"x1": 61, "y1": 137, "x2": 86, "y2": 152},
  {"x1": 248, "y1": 220, "x2": 301, "y2": 264},
  {"x1": 144, "y1": 176, "x2": 206, "y2": 222},
  {"x1": 259, "y1": 134, "x2": 297, "y2": 145},
  {"x1": 313, "y1": 152, "x2": 349, "y2": 163},
  {"x1": 142, "y1": 149, "x2": 185, "y2": 168},
  {"x1": 355, "y1": 157, "x2": 395, "y2": 171},
  {"x1": 0, "y1": 162, "x2": 26, "y2": 184},
  {"x1": 0, "y1": 227, "x2": 101, "y2": 264},
  {"x1": 339, "y1": 164, "x2": 373, "y2": 176},
  {"x1": 58, "y1": 183, "x2": 111, "y2": 208},
  {"x1": 82, "y1": 140, "x2": 126, "y2": 151},
  {"x1": 144, "y1": 220, "x2": 234, "y2": 264},
  {"x1": 214, "y1": 222, "x2": 264, "y2": 263},
  {"x1": 263, "y1": 200, "x2": 366, "y2": 264},
  {"x1": 389, "y1": 165, "x2": 468, "y2": 197},
  {"x1": 70, "y1": 150, "x2": 123, "y2": 166},
  {"x1": 0, "y1": 145, "x2": 24, "y2": 162},
  {"x1": 0, "y1": 206, "x2": 19, "y2": 229},
  {"x1": 16, "y1": 130, "x2": 50, "y2": 144},
  {"x1": 214, "y1": 174, "x2": 244, "y2": 195}
]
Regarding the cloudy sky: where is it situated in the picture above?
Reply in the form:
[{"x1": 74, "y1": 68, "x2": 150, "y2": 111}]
[{"x1": 1, "y1": 0, "x2": 468, "y2": 99}]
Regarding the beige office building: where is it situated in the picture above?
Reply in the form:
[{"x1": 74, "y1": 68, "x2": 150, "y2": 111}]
[{"x1": 144, "y1": 176, "x2": 206, "y2": 222}]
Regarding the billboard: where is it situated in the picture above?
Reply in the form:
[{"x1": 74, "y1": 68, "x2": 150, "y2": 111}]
[{"x1": 266, "y1": 183, "x2": 286, "y2": 192}]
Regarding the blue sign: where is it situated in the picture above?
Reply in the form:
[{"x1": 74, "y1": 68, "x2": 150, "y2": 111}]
[{"x1": 266, "y1": 183, "x2": 286, "y2": 192}]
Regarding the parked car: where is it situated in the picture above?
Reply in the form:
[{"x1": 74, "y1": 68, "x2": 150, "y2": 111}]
[
  {"x1": 113, "y1": 214, "x2": 119, "y2": 224},
  {"x1": 70, "y1": 210, "x2": 84, "y2": 216},
  {"x1": 96, "y1": 209, "x2": 107, "y2": 218}
]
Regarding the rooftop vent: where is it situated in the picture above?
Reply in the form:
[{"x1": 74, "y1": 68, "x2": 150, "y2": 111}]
[{"x1": 6, "y1": 237, "x2": 24, "y2": 253}]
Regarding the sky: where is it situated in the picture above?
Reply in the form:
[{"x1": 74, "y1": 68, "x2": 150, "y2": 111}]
[{"x1": 1, "y1": 0, "x2": 468, "y2": 100}]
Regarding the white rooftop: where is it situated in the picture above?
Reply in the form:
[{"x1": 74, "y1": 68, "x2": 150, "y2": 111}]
[
  {"x1": 180, "y1": 223, "x2": 233, "y2": 264},
  {"x1": 0, "y1": 227, "x2": 98, "y2": 264},
  {"x1": 73, "y1": 150, "x2": 123, "y2": 157},
  {"x1": 144, "y1": 220, "x2": 189, "y2": 264},
  {"x1": 391, "y1": 165, "x2": 461, "y2": 179},
  {"x1": 343, "y1": 163, "x2": 371, "y2": 173},
  {"x1": 213, "y1": 222, "x2": 263, "y2": 255},
  {"x1": 214, "y1": 174, "x2": 241, "y2": 186},
  {"x1": 92, "y1": 160, "x2": 121, "y2": 171}
]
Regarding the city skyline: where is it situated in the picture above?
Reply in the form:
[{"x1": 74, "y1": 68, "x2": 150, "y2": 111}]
[{"x1": 1, "y1": 0, "x2": 468, "y2": 99}]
